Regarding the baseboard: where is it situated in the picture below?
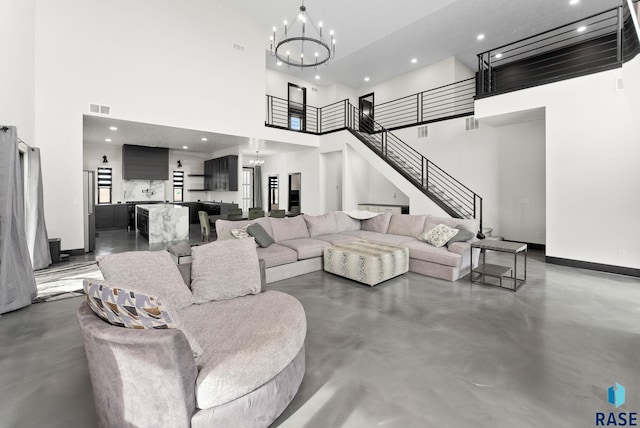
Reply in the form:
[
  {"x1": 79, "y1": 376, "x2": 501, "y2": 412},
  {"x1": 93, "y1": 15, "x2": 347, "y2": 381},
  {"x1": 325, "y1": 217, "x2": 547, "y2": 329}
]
[
  {"x1": 62, "y1": 248, "x2": 85, "y2": 256},
  {"x1": 545, "y1": 256, "x2": 640, "y2": 278},
  {"x1": 503, "y1": 240, "x2": 545, "y2": 252}
]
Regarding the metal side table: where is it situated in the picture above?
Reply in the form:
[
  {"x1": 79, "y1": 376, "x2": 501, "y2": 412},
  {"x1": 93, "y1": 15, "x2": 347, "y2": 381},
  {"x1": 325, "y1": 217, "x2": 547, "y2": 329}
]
[{"x1": 470, "y1": 240, "x2": 527, "y2": 291}]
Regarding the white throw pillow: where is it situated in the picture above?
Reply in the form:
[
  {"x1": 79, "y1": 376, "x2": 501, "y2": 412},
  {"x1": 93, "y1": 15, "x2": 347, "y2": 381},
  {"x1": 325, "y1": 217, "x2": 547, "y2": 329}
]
[{"x1": 419, "y1": 224, "x2": 459, "y2": 248}]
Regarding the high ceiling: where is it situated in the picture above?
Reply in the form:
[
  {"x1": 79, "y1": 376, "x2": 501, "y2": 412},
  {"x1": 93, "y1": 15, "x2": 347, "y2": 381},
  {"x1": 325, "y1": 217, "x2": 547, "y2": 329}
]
[
  {"x1": 84, "y1": 0, "x2": 623, "y2": 154},
  {"x1": 236, "y1": 0, "x2": 621, "y2": 88}
]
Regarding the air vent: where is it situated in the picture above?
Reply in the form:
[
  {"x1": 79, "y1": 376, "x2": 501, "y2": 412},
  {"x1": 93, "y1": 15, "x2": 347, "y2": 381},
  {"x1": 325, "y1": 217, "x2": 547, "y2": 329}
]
[
  {"x1": 89, "y1": 103, "x2": 111, "y2": 116},
  {"x1": 417, "y1": 125, "x2": 428, "y2": 138},
  {"x1": 233, "y1": 43, "x2": 245, "y2": 52},
  {"x1": 615, "y1": 77, "x2": 624, "y2": 92},
  {"x1": 465, "y1": 117, "x2": 479, "y2": 131},
  {"x1": 311, "y1": 87, "x2": 319, "y2": 93}
]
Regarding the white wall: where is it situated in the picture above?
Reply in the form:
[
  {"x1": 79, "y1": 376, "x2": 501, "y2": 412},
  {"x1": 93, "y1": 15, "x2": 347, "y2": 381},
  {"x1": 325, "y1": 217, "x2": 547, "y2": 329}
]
[
  {"x1": 320, "y1": 151, "x2": 343, "y2": 212},
  {"x1": 359, "y1": 57, "x2": 461, "y2": 104},
  {"x1": 259, "y1": 148, "x2": 321, "y2": 215},
  {"x1": 1, "y1": 0, "x2": 35, "y2": 143},
  {"x1": 393, "y1": 117, "x2": 546, "y2": 243},
  {"x1": 476, "y1": 67, "x2": 640, "y2": 269},
  {"x1": 266, "y1": 69, "x2": 328, "y2": 107},
  {"x1": 34, "y1": 0, "x2": 268, "y2": 249}
]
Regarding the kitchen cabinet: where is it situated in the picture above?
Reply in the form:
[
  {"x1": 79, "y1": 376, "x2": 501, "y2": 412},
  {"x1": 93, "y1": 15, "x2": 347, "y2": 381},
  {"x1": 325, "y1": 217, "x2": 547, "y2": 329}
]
[
  {"x1": 204, "y1": 155, "x2": 238, "y2": 191},
  {"x1": 95, "y1": 204, "x2": 129, "y2": 229}
]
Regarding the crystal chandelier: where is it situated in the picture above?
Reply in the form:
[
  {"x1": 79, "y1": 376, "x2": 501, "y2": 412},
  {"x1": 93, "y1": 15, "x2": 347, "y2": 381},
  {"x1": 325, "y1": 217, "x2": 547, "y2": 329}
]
[
  {"x1": 270, "y1": 1, "x2": 335, "y2": 69},
  {"x1": 250, "y1": 151, "x2": 265, "y2": 166}
]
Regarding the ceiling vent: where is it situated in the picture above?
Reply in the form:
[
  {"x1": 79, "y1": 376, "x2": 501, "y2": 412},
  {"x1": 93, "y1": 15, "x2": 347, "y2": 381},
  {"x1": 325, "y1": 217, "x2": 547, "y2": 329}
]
[
  {"x1": 89, "y1": 103, "x2": 111, "y2": 116},
  {"x1": 417, "y1": 125, "x2": 428, "y2": 138},
  {"x1": 465, "y1": 117, "x2": 479, "y2": 131}
]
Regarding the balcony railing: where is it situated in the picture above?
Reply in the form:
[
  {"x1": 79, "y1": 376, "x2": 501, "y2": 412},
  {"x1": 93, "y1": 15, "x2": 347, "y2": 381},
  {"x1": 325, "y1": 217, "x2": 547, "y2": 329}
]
[
  {"x1": 375, "y1": 78, "x2": 475, "y2": 131},
  {"x1": 477, "y1": 4, "x2": 639, "y2": 97}
]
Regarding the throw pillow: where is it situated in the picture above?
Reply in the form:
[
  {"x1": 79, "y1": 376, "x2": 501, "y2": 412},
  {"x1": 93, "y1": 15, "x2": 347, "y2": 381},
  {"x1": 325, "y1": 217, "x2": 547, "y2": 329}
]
[
  {"x1": 419, "y1": 224, "x2": 459, "y2": 248},
  {"x1": 83, "y1": 279, "x2": 203, "y2": 358},
  {"x1": 303, "y1": 212, "x2": 339, "y2": 237},
  {"x1": 97, "y1": 251, "x2": 194, "y2": 310},
  {"x1": 247, "y1": 223, "x2": 275, "y2": 248},
  {"x1": 230, "y1": 225, "x2": 250, "y2": 239},
  {"x1": 446, "y1": 228, "x2": 475, "y2": 247},
  {"x1": 190, "y1": 238, "x2": 261, "y2": 302}
]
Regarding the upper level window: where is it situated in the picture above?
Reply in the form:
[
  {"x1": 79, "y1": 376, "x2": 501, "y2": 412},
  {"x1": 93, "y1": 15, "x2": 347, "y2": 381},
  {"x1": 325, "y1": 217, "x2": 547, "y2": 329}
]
[{"x1": 97, "y1": 167, "x2": 112, "y2": 204}]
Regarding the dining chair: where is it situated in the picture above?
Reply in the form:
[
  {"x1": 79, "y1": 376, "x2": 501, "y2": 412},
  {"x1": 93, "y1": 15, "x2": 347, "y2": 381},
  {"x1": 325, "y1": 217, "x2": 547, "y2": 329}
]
[
  {"x1": 198, "y1": 211, "x2": 210, "y2": 241},
  {"x1": 269, "y1": 209, "x2": 285, "y2": 218}
]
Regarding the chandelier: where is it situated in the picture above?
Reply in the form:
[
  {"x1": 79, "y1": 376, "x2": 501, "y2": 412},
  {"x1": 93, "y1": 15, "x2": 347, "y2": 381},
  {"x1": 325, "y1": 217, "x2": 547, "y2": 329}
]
[
  {"x1": 250, "y1": 151, "x2": 265, "y2": 166},
  {"x1": 270, "y1": 1, "x2": 335, "y2": 69}
]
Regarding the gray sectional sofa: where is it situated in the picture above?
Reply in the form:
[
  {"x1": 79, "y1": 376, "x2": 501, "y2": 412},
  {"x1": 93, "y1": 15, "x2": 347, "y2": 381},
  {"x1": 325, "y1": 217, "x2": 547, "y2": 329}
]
[
  {"x1": 216, "y1": 211, "x2": 480, "y2": 283},
  {"x1": 77, "y1": 245, "x2": 306, "y2": 428}
]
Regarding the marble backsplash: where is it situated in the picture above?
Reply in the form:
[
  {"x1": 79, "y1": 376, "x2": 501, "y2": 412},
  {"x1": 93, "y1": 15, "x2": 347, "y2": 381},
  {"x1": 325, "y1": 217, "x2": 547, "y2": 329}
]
[{"x1": 123, "y1": 180, "x2": 165, "y2": 202}]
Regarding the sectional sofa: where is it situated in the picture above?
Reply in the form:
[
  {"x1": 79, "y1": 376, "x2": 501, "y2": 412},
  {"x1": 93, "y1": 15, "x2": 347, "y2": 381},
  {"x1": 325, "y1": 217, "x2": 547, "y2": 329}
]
[{"x1": 216, "y1": 211, "x2": 480, "y2": 283}]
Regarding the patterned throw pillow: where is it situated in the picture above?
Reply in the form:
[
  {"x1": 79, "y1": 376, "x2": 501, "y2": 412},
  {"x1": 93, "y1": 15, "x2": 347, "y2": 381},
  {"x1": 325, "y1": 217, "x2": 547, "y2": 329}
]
[
  {"x1": 230, "y1": 225, "x2": 250, "y2": 239},
  {"x1": 83, "y1": 279, "x2": 203, "y2": 357},
  {"x1": 419, "y1": 224, "x2": 459, "y2": 248}
]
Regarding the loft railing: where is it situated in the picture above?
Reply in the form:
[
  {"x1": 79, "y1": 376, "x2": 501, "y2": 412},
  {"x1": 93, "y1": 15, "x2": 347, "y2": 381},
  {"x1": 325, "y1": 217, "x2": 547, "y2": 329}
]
[
  {"x1": 265, "y1": 96, "x2": 349, "y2": 135},
  {"x1": 477, "y1": 5, "x2": 639, "y2": 97},
  {"x1": 375, "y1": 78, "x2": 475, "y2": 131},
  {"x1": 346, "y1": 102, "x2": 483, "y2": 231},
  {"x1": 622, "y1": 0, "x2": 640, "y2": 62}
]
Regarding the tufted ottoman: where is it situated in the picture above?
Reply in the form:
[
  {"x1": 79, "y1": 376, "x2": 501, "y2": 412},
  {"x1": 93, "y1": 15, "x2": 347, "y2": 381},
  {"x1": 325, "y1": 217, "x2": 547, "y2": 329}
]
[{"x1": 323, "y1": 241, "x2": 409, "y2": 286}]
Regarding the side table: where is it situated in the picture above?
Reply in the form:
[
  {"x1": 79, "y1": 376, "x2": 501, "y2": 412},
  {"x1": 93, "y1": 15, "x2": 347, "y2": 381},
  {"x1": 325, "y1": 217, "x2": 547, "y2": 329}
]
[{"x1": 470, "y1": 240, "x2": 527, "y2": 291}]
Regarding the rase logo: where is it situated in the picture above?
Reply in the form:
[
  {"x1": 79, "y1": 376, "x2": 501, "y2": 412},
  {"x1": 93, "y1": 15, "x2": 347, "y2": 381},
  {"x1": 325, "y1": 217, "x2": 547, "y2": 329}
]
[{"x1": 596, "y1": 383, "x2": 637, "y2": 426}]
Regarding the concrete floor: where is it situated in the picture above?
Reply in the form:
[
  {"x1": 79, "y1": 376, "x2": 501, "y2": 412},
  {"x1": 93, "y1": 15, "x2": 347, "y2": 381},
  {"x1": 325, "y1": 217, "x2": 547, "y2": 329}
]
[{"x1": 1, "y1": 233, "x2": 639, "y2": 427}]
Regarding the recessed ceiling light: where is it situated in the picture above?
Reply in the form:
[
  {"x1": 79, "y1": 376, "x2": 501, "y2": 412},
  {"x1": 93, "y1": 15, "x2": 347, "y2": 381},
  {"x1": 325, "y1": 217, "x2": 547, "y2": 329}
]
[
  {"x1": 570, "y1": 0, "x2": 579, "y2": 5},
  {"x1": 277, "y1": 61, "x2": 282, "y2": 66},
  {"x1": 105, "y1": 138, "x2": 111, "y2": 142},
  {"x1": 364, "y1": 77, "x2": 370, "y2": 82},
  {"x1": 477, "y1": 34, "x2": 485, "y2": 41},
  {"x1": 182, "y1": 146, "x2": 188, "y2": 149},
  {"x1": 315, "y1": 75, "x2": 320, "y2": 80},
  {"x1": 411, "y1": 58, "x2": 417, "y2": 64},
  {"x1": 495, "y1": 53, "x2": 503, "y2": 59},
  {"x1": 201, "y1": 137, "x2": 208, "y2": 141},
  {"x1": 109, "y1": 126, "x2": 117, "y2": 131},
  {"x1": 577, "y1": 26, "x2": 586, "y2": 32}
]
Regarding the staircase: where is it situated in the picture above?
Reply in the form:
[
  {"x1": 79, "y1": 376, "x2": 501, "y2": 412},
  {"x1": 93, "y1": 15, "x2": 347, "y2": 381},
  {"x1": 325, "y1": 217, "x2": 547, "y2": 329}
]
[{"x1": 345, "y1": 102, "x2": 483, "y2": 234}]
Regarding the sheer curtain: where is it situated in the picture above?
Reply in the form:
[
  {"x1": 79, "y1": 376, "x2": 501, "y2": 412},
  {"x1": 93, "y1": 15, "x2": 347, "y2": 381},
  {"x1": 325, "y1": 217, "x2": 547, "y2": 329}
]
[
  {"x1": 26, "y1": 147, "x2": 51, "y2": 270},
  {"x1": 0, "y1": 126, "x2": 36, "y2": 314}
]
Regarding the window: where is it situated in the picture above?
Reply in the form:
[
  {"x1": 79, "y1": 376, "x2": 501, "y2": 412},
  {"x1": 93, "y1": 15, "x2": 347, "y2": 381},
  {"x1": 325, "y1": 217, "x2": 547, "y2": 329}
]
[
  {"x1": 97, "y1": 167, "x2": 112, "y2": 204},
  {"x1": 173, "y1": 170, "x2": 184, "y2": 202},
  {"x1": 268, "y1": 175, "x2": 279, "y2": 211},
  {"x1": 242, "y1": 167, "x2": 254, "y2": 212}
]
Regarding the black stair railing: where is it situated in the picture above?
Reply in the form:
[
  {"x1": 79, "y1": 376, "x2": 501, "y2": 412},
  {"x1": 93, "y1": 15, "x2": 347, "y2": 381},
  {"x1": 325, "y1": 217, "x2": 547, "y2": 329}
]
[{"x1": 346, "y1": 102, "x2": 483, "y2": 232}]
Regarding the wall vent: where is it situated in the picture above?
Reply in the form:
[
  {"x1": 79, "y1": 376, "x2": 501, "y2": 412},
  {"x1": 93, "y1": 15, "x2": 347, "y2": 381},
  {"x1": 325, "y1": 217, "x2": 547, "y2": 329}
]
[
  {"x1": 311, "y1": 87, "x2": 319, "y2": 93},
  {"x1": 233, "y1": 43, "x2": 245, "y2": 52},
  {"x1": 417, "y1": 125, "x2": 428, "y2": 138},
  {"x1": 89, "y1": 103, "x2": 111, "y2": 116},
  {"x1": 465, "y1": 117, "x2": 479, "y2": 131},
  {"x1": 615, "y1": 77, "x2": 624, "y2": 92}
]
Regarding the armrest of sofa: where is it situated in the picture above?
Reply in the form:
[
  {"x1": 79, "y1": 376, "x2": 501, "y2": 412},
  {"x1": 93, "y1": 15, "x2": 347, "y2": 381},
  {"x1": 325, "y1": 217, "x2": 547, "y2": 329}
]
[
  {"x1": 448, "y1": 241, "x2": 480, "y2": 268},
  {"x1": 77, "y1": 302, "x2": 197, "y2": 428}
]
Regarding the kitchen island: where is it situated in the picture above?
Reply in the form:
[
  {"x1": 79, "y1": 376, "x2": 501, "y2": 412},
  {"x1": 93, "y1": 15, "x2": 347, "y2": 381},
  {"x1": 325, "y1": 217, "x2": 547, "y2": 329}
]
[{"x1": 136, "y1": 204, "x2": 189, "y2": 243}]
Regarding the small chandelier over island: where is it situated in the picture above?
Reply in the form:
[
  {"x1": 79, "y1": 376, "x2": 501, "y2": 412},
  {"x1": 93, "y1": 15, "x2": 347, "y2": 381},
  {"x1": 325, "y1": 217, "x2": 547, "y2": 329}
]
[{"x1": 270, "y1": 0, "x2": 335, "y2": 69}]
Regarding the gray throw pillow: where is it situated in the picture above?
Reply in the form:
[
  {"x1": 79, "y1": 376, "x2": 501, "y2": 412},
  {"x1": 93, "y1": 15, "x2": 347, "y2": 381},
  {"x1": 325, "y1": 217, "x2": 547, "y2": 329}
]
[
  {"x1": 446, "y1": 228, "x2": 475, "y2": 247},
  {"x1": 247, "y1": 223, "x2": 275, "y2": 248}
]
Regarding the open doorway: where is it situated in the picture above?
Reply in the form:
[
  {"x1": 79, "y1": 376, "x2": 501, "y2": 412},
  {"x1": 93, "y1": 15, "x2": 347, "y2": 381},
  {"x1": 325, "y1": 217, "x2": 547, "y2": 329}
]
[
  {"x1": 288, "y1": 173, "x2": 301, "y2": 211},
  {"x1": 288, "y1": 83, "x2": 306, "y2": 131},
  {"x1": 359, "y1": 92, "x2": 374, "y2": 133},
  {"x1": 268, "y1": 175, "x2": 279, "y2": 211}
]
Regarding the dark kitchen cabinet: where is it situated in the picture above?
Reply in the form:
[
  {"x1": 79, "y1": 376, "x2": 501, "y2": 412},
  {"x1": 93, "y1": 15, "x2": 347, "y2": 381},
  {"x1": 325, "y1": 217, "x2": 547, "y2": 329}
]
[
  {"x1": 204, "y1": 155, "x2": 238, "y2": 191},
  {"x1": 95, "y1": 204, "x2": 128, "y2": 229}
]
